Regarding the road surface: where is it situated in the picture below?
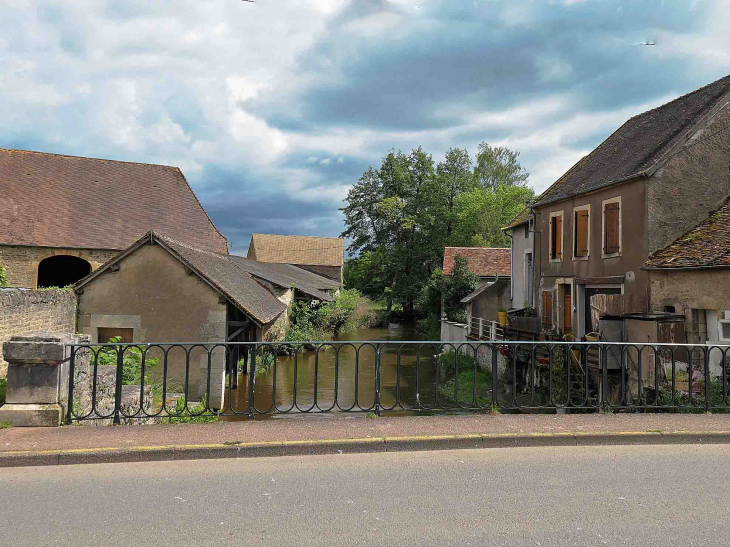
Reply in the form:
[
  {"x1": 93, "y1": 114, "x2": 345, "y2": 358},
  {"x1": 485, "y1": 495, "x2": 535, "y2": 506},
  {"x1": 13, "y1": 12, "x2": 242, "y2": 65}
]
[{"x1": 2, "y1": 444, "x2": 730, "y2": 546}]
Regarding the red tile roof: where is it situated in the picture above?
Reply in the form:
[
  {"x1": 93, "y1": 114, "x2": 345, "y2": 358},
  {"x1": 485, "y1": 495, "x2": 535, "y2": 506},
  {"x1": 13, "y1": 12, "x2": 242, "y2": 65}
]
[
  {"x1": 645, "y1": 197, "x2": 730, "y2": 269},
  {"x1": 0, "y1": 148, "x2": 228, "y2": 254},
  {"x1": 443, "y1": 247, "x2": 511, "y2": 277}
]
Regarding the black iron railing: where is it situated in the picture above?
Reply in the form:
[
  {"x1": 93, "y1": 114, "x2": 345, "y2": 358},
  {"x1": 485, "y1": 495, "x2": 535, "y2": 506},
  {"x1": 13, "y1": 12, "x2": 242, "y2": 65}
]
[{"x1": 65, "y1": 341, "x2": 730, "y2": 423}]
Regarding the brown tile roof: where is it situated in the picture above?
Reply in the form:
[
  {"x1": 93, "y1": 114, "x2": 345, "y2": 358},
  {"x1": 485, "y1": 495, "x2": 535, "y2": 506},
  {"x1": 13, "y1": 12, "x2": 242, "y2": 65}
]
[
  {"x1": 248, "y1": 233, "x2": 344, "y2": 267},
  {"x1": 644, "y1": 197, "x2": 730, "y2": 269},
  {"x1": 443, "y1": 247, "x2": 511, "y2": 277},
  {"x1": 76, "y1": 232, "x2": 285, "y2": 325},
  {"x1": 533, "y1": 74, "x2": 730, "y2": 207},
  {"x1": 0, "y1": 148, "x2": 228, "y2": 253},
  {"x1": 228, "y1": 256, "x2": 340, "y2": 302},
  {"x1": 504, "y1": 207, "x2": 530, "y2": 230}
]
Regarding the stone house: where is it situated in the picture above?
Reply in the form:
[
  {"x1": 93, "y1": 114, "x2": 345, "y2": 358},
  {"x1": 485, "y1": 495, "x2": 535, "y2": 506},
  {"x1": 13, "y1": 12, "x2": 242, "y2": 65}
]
[
  {"x1": 645, "y1": 197, "x2": 730, "y2": 373},
  {"x1": 441, "y1": 247, "x2": 511, "y2": 331},
  {"x1": 73, "y1": 231, "x2": 337, "y2": 407},
  {"x1": 247, "y1": 233, "x2": 345, "y2": 282},
  {"x1": 0, "y1": 148, "x2": 228, "y2": 289},
  {"x1": 514, "y1": 73, "x2": 730, "y2": 338}
]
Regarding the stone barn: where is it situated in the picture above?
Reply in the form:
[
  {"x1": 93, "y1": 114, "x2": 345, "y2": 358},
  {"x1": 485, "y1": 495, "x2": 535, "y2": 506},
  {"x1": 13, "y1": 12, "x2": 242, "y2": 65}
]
[{"x1": 0, "y1": 148, "x2": 228, "y2": 289}]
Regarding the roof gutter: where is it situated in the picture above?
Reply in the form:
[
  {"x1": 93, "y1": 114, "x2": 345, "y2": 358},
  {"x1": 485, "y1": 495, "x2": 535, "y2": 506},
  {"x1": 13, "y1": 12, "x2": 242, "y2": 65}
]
[{"x1": 641, "y1": 264, "x2": 730, "y2": 272}]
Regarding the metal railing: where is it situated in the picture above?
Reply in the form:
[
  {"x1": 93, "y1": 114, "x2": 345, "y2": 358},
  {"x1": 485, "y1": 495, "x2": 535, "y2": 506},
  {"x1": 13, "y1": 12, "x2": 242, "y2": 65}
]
[{"x1": 65, "y1": 341, "x2": 730, "y2": 423}]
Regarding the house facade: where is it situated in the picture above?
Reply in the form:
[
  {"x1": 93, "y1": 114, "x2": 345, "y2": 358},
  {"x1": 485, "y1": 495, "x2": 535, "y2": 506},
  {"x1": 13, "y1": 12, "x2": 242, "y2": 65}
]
[
  {"x1": 0, "y1": 148, "x2": 228, "y2": 289},
  {"x1": 517, "y1": 74, "x2": 730, "y2": 338},
  {"x1": 247, "y1": 233, "x2": 344, "y2": 282},
  {"x1": 502, "y1": 210, "x2": 535, "y2": 310}
]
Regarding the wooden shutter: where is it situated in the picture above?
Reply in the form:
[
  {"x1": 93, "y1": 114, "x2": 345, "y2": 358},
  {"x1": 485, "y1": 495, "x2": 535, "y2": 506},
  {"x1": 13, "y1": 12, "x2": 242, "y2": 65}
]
[
  {"x1": 575, "y1": 210, "x2": 589, "y2": 257},
  {"x1": 563, "y1": 289, "x2": 572, "y2": 331},
  {"x1": 97, "y1": 327, "x2": 133, "y2": 343},
  {"x1": 542, "y1": 292, "x2": 553, "y2": 328},
  {"x1": 551, "y1": 215, "x2": 563, "y2": 259},
  {"x1": 604, "y1": 202, "x2": 620, "y2": 254}
]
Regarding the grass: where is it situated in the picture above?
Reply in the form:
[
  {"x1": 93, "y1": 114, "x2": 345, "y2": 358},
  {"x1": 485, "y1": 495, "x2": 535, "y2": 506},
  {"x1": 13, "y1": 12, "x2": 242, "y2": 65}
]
[
  {"x1": 0, "y1": 376, "x2": 5, "y2": 406},
  {"x1": 161, "y1": 396, "x2": 219, "y2": 424},
  {"x1": 437, "y1": 350, "x2": 493, "y2": 407},
  {"x1": 0, "y1": 421, "x2": 12, "y2": 429}
]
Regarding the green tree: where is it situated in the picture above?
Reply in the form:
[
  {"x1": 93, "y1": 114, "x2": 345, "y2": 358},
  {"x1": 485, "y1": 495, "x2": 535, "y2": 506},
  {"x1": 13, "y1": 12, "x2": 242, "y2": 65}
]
[
  {"x1": 474, "y1": 142, "x2": 529, "y2": 190},
  {"x1": 441, "y1": 255, "x2": 478, "y2": 323}
]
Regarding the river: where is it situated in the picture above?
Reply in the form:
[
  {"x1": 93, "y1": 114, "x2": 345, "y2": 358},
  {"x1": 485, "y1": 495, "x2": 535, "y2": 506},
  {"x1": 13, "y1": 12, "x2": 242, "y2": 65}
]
[{"x1": 222, "y1": 324, "x2": 439, "y2": 419}]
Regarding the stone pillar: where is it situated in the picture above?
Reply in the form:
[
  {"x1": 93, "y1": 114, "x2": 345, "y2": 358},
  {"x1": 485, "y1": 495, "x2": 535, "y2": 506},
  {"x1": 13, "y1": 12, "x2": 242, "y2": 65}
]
[{"x1": 0, "y1": 332, "x2": 90, "y2": 427}]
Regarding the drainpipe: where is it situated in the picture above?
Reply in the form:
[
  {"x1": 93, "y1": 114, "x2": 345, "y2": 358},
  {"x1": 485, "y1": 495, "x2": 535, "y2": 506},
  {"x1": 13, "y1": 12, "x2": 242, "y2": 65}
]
[{"x1": 529, "y1": 202, "x2": 537, "y2": 309}]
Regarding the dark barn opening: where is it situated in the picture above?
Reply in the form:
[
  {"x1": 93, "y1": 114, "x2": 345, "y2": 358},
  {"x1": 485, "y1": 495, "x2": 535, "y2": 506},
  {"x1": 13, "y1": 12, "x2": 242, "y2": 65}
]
[{"x1": 37, "y1": 255, "x2": 92, "y2": 288}]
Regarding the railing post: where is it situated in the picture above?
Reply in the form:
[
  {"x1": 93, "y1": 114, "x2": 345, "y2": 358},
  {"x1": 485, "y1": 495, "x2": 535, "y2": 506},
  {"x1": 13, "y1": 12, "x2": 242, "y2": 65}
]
[
  {"x1": 375, "y1": 344, "x2": 382, "y2": 416},
  {"x1": 491, "y1": 320, "x2": 498, "y2": 341},
  {"x1": 66, "y1": 346, "x2": 76, "y2": 425},
  {"x1": 113, "y1": 345, "x2": 123, "y2": 425},
  {"x1": 248, "y1": 345, "x2": 257, "y2": 420},
  {"x1": 478, "y1": 318, "x2": 484, "y2": 339},
  {"x1": 491, "y1": 344, "x2": 498, "y2": 409},
  {"x1": 601, "y1": 345, "x2": 609, "y2": 411},
  {"x1": 704, "y1": 346, "x2": 710, "y2": 413}
]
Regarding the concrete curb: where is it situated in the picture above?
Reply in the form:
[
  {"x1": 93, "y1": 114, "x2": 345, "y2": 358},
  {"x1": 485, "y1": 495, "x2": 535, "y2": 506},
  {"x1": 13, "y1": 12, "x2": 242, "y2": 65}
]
[{"x1": 2, "y1": 431, "x2": 730, "y2": 467}]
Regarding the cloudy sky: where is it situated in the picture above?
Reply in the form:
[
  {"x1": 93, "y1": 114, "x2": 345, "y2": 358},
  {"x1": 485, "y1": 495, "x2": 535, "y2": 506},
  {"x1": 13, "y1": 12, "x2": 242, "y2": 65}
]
[{"x1": 2, "y1": 0, "x2": 728, "y2": 253}]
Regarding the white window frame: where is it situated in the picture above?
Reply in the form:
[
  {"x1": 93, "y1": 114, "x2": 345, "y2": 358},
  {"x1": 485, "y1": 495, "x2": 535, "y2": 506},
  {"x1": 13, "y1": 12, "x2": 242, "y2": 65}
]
[
  {"x1": 572, "y1": 204, "x2": 591, "y2": 261},
  {"x1": 601, "y1": 196, "x2": 622, "y2": 259},
  {"x1": 549, "y1": 210, "x2": 564, "y2": 263},
  {"x1": 719, "y1": 320, "x2": 730, "y2": 343}
]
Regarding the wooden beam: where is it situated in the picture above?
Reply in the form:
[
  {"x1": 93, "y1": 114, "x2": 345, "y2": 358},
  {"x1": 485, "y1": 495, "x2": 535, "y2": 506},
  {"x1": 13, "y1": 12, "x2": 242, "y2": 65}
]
[
  {"x1": 227, "y1": 326, "x2": 246, "y2": 341},
  {"x1": 575, "y1": 276, "x2": 625, "y2": 285},
  {"x1": 228, "y1": 320, "x2": 250, "y2": 327}
]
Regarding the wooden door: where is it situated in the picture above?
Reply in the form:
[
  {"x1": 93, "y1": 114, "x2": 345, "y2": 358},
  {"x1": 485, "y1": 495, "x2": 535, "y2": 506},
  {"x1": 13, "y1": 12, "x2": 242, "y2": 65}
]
[{"x1": 563, "y1": 288, "x2": 572, "y2": 332}]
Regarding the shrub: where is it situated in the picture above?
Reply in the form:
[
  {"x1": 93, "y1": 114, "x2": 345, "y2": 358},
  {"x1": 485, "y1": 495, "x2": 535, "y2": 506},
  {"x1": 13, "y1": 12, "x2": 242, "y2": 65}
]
[
  {"x1": 90, "y1": 337, "x2": 159, "y2": 385},
  {"x1": 438, "y1": 351, "x2": 492, "y2": 406},
  {"x1": 284, "y1": 289, "x2": 369, "y2": 342},
  {"x1": 0, "y1": 260, "x2": 7, "y2": 287},
  {"x1": 0, "y1": 376, "x2": 6, "y2": 405},
  {"x1": 163, "y1": 396, "x2": 218, "y2": 424}
]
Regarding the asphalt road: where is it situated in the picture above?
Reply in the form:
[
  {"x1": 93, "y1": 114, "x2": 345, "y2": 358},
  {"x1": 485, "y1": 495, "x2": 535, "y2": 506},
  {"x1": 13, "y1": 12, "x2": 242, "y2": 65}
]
[{"x1": 2, "y1": 445, "x2": 730, "y2": 546}]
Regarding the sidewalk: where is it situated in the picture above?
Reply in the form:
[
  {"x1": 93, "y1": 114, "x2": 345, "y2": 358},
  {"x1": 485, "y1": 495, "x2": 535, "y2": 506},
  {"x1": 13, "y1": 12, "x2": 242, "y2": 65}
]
[{"x1": 2, "y1": 413, "x2": 730, "y2": 467}]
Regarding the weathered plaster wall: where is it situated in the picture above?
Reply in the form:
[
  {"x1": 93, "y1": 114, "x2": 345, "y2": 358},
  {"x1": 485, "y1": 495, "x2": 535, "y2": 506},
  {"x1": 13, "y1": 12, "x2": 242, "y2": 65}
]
[
  {"x1": 649, "y1": 269, "x2": 730, "y2": 319},
  {"x1": 260, "y1": 284, "x2": 293, "y2": 342},
  {"x1": 76, "y1": 242, "x2": 227, "y2": 404},
  {"x1": 535, "y1": 179, "x2": 649, "y2": 326},
  {"x1": 647, "y1": 99, "x2": 730, "y2": 254},
  {"x1": 510, "y1": 222, "x2": 534, "y2": 309},
  {"x1": 0, "y1": 288, "x2": 77, "y2": 375},
  {"x1": 470, "y1": 279, "x2": 510, "y2": 323},
  {"x1": 0, "y1": 245, "x2": 117, "y2": 288}
]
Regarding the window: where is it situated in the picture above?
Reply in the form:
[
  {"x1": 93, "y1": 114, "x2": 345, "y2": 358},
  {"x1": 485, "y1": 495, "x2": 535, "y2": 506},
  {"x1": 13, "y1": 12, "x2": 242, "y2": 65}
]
[
  {"x1": 524, "y1": 222, "x2": 529, "y2": 239},
  {"x1": 720, "y1": 321, "x2": 730, "y2": 342},
  {"x1": 97, "y1": 327, "x2": 134, "y2": 343},
  {"x1": 573, "y1": 205, "x2": 590, "y2": 259},
  {"x1": 602, "y1": 197, "x2": 621, "y2": 257},
  {"x1": 542, "y1": 291, "x2": 553, "y2": 328},
  {"x1": 549, "y1": 211, "x2": 563, "y2": 261}
]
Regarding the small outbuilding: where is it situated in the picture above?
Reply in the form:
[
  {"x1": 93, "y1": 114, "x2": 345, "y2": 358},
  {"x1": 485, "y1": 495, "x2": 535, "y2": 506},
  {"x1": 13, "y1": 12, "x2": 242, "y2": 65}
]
[{"x1": 73, "y1": 231, "x2": 337, "y2": 408}]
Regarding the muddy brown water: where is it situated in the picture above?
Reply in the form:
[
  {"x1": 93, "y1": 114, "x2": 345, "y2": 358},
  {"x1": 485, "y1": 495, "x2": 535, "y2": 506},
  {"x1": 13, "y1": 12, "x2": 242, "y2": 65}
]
[{"x1": 222, "y1": 324, "x2": 442, "y2": 419}]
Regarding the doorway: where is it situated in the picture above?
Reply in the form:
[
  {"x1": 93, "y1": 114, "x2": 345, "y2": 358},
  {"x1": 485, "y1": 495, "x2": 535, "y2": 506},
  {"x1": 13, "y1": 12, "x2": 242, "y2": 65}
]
[{"x1": 37, "y1": 255, "x2": 91, "y2": 288}]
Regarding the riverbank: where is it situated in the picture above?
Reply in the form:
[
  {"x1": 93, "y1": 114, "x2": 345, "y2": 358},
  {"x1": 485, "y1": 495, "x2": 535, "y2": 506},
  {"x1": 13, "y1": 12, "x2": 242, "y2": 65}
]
[{"x1": 3, "y1": 413, "x2": 730, "y2": 467}]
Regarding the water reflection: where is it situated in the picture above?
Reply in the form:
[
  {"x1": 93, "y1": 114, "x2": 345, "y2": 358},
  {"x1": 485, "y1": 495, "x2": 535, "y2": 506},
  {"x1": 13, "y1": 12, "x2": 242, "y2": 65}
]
[{"x1": 222, "y1": 324, "x2": 439, "y2": 420}]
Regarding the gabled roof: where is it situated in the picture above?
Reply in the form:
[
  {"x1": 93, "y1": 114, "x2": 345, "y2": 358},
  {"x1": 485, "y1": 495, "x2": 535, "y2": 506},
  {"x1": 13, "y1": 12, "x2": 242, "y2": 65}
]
[
  {"x1": 0, "y1": 148, "x2": 228, "y2": 253},
  {"x1": 248, "y1": 233, "x2": 344, "y2": 267},
  {"x1": 533, "y1": 73, "x2": 730, "y2": 207},
  {"x1": 644, "y1": 197, "x2": 730, "y2": 270},
  {"x1": 460, "y1": 282, "x2": 495, "y2": 303},
  {"x1": 75, "y1": 231, "x2": 286, "y2": 325},
  {"x1": 443, "y1": 247, "x2": 511, "y2": 277},
  {"x1": 227, "y1": 256, "x2": 339, "y2": 302}
]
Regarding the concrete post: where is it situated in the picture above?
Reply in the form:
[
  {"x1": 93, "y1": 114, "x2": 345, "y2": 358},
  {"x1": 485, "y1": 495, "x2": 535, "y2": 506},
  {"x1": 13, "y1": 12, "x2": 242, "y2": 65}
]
[{"x1": 0, "y1": 332, "x2": 89, "y2": 427}]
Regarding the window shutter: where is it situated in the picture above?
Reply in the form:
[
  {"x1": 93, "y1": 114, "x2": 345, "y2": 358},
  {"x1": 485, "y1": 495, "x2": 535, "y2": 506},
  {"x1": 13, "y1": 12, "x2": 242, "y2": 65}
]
[
  {"x1": 575, "y1": 210, "x2": 589, "y2": 257},
  {"x1": 542, "y1": 292, "x2": 553, "y2": 327},
  {"x1": 555, "y1": 216, "x2": 562, "y2": 258},
  {"x1": 605, "y1": 202, "x2": 620, "y2": 254}
]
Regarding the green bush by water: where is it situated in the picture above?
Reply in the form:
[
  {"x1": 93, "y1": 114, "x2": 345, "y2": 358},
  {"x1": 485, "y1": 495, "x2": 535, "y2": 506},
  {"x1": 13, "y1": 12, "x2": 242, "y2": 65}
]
[
  {"x1": 437, "y1": 350, "x2": 492, "y2": 407},
  {"x1": 90, "y1": 337, "x2": 159, "y2": 385}
]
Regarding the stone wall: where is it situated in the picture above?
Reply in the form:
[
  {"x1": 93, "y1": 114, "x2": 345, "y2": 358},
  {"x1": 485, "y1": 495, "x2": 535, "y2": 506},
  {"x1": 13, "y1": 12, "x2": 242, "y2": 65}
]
[
  {"x1": 262, "y1": 285, "x2": 294, "y2": 341},
  {"x1": 646, "y1": 101, "x2": 730, "y2": 254},
  {"x1": 0, "y1": 245, "x2": 117, "y2": 289},
  {"x1": 0, "y1": 289, "x2": 77, "y2": 376}
]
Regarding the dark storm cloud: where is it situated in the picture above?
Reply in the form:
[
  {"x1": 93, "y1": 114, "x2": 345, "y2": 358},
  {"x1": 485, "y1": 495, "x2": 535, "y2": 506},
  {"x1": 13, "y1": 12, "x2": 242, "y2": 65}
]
[{"x1": 2, "y1": 0, "x2": 728, "y2": 248}]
